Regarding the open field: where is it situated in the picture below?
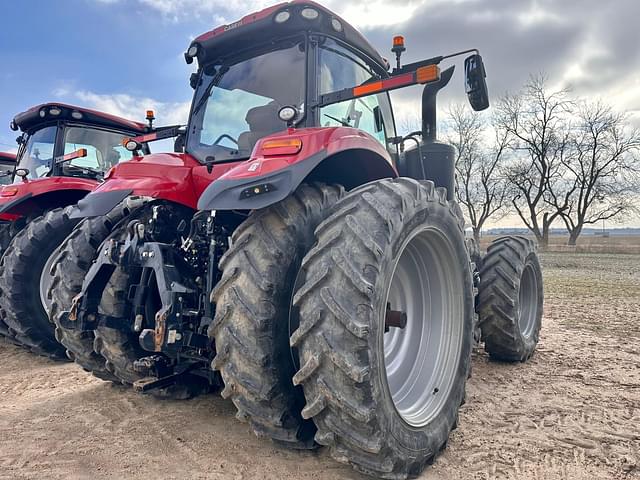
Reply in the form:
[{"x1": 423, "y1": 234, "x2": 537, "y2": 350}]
[
  {"x1": 0, "y1": 253, "x2": 638, "y2": 480},
  {"x1": 482, "y1": 234, "x2": 640, "y2": 255}
]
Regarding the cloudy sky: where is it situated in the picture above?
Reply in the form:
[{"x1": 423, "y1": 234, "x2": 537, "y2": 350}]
[{"x1": 1, "y1": 0, "x2": 638, "y2": 224}]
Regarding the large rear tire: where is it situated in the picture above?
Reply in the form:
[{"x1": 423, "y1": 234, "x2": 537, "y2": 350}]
[
  {"x1": 291, "y1": 178, "x2": 474, "y2": 478},
  {"x1": 48, "y1": 202, "x2": 142, "y2": 381},
  {"x1": 210, "y1": 183, "x2": 344, "y2": 448},
  {"x1": 478, "y1": 236, "x2": 543, "y2": 361},
  {"x1": 0, "y1": 218, "x2": 31, "y2": 340},
  {"x1": 0, "y1": 207, "x2": 80, "y2": 358}
]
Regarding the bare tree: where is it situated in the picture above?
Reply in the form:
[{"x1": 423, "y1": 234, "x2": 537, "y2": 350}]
[
  {"x1": 447, "y1": 104, "x2": 509, "y2": 244},
  {"x1": 548, "y1": 101, "x2": 640, "y2": 245},
  {"x1": 496, "y1": 75, "x2": 573, "y2": 248}
]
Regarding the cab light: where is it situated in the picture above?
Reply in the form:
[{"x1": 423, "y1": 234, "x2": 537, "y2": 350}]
[
  {"x1": 331, "y1": 18, "x2": 343, "y2": 32},
  {"x1": 186, "y1": 45, "x2": 198, "y2": 58},
  {"x1": 275, "y1": 10, "x2": 291, "y2": 23},
  {"x1": 300, "y1": 8, "x2": 319, "y2": 20},
  {"x1": 416, "y1": 65, "x2": 441, "y2": 84},
  {"x1": 1, "y1": 187, "x2": 19, "y2": 197},
  {"x1": 71, "y1": 111, "x2": 83, "y2": 120},
  {"x1": 49, "y1": 107, "x2": 62, "y2": 116},
  {"x1": 39, "y1": 109, "x2": 46, "y2": 118},
  {"x1": 261, "y1": 138, "x2": 302, "y2": 156}
]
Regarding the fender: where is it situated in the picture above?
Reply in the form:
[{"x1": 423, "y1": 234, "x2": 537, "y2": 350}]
[
  {"x1": 0, "y1": 177, "x2": 98, "y2": 219},
  {"x1": 197, "y1": 127, "x2": 398, "y2": 211},
  {"x1": 71, "y1": 152, "x2": 239, "y2": 218}
]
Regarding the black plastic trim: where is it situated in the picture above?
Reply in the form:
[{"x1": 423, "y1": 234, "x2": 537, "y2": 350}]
[
  {"x1": 0, "y1": 192, "x2": 33, "y2": 215},
  {"x1": 71, "y1": 189, "x2": 133, "y2": 219},
  {"x1": 197, "y1": 150, "x2": 327, "y2": 211}
]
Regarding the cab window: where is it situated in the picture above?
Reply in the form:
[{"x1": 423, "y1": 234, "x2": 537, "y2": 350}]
[
  {"x1": 318, "y1": 38, "x2": 392, "y2": 148},
  {"x1": 62, "y1": 127, "x2": 134, "y2": 176}
]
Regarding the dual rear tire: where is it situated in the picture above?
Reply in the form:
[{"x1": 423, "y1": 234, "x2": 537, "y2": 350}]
[
  {"x1": 291, "y1": 178, "x2": 474, "y2": 478},
  {"x1": 210, "y1": 183, "x2": 344, "y2": 448},
  {"x1": 478, "y1": 236, "x2": 543, "y2": 361}
]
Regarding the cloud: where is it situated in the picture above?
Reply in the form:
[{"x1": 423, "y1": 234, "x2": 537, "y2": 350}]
[
  {"x1": 60, "y1": 90, "x2": 191, "y2": 126},
  {"x1": 96, "y1": 0, "x2": 430, "y2": 28}
]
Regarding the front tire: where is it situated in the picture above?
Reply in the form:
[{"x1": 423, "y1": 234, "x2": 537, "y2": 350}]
[
  {"x1": 210, "y1": 183, "x2": 344, "y2": 448},
  {"x1": 292, "y1": 178, "x2": 474, "y2": 478},
  {"x1": 0, "y1": 207, "x2": 80, "y2": 358},
  {"x1": 477, "y1": 236, "x2": 543, "y2": 361}
]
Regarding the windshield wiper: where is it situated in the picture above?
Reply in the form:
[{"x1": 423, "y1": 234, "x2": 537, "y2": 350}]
[
  {"x1": 324, "y1": 113, "x2": 351, "y2": 127},
  {"x1": 192, "y1": 66, "x2": 229, "y2": 117},
  {"x1": 65, "y1": 164, "x2": 103, "y2": 178}
]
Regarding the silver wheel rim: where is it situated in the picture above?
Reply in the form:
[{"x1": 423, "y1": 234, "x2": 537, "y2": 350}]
[
  {"x1": 39, "y1": 251, "x2": 57, "y2": 312},
  {"x1": 518, "y1": 263, "x2": 538, "y2": 339},
  {"x1": 383, "y1": 227, "x2": 464, "y2": 428}
]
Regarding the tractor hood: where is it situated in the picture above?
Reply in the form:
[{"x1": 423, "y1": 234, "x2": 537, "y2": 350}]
[{"x1": 72, "y1": 152, "x2": 241, "y2": 218}]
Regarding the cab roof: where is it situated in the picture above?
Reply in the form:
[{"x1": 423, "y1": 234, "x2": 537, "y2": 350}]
[
  {"x1": 189, "y1": 1, "x2": 387, "y2": 71},
  {"x1": 0, "y1": 152, "x2": 16, "y2": 163},
  {"x1": 12, "y1": 103, "x2": 148, "y2": 134}
]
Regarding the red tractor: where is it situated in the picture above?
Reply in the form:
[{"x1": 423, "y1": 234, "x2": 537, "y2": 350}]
[
  {"x1": 57, "y1": 2, "x2": 544, "y2": 477},
  {"x1": 0, "y1": 103, "x2": 156, "y2": 357}
]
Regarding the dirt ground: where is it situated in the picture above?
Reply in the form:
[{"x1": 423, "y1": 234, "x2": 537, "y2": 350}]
[{"x1": 0, "y1": 253, "x2": 638, "y2": 480}]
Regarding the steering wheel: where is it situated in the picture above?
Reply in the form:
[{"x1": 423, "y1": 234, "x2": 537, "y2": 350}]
[{"x1": 213, "y1": 134, "x2": 239, "y2": 146}]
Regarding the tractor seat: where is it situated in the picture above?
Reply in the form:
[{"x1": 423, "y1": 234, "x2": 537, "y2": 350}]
[{"x1": 237, "y1": 102, "x2": 282, "y2": 153}]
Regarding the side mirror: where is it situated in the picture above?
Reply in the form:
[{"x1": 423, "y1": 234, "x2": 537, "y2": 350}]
[
  {"x1": 464, "y1": 54, "x2": 489, "y2": 111},
  {"x1": 189, "y1": 72, "x2": 200, "y2": 90}
]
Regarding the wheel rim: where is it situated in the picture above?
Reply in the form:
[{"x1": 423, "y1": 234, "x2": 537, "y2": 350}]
[
  {"x1": 518, "y1": 263, "x2": 538, "y2": 339},
  {"x1": 39, "y1": 251, "x2": 58, "y2": 312},
  {"x1": 383, "y1": 227, "x2": 464, "y2": 428}
]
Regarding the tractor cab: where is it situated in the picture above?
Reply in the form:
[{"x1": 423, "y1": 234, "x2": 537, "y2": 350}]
[
  {"x1": 9, "y1": 103, "x2": 150, "y2": 184},
  {"x1": 184, "y1": 1, "x2": 398, "y2": 166},
  {"x1": 183, "y1": 0, "x2": 489, "y2": 210}
]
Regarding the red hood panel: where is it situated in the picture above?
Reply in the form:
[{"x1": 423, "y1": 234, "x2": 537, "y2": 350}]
[
  {"x1": 0, "y1": 176, "x2": 98, "y2": 206},
  {"x1": 96, "y1": 152, "x2": 242, "y2": 209},
  {"x1": 220, "y1": 126, "x2": 394, "y2": 181}
]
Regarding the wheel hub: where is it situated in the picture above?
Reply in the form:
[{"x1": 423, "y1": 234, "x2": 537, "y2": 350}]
[{"x1": 383, "y1": 228, "x2": 464, "y2": 428}]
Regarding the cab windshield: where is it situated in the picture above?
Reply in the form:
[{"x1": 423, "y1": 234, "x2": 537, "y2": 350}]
[
  {"x1": 187, "y1": 40, "x2": 306, "y2": 163},
  {"x1": 14, "y1": 125, "x2": 138, "y2": 182},
  {"x1": 16, "y1": 126, "x2": 56, "y2": 180}
]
